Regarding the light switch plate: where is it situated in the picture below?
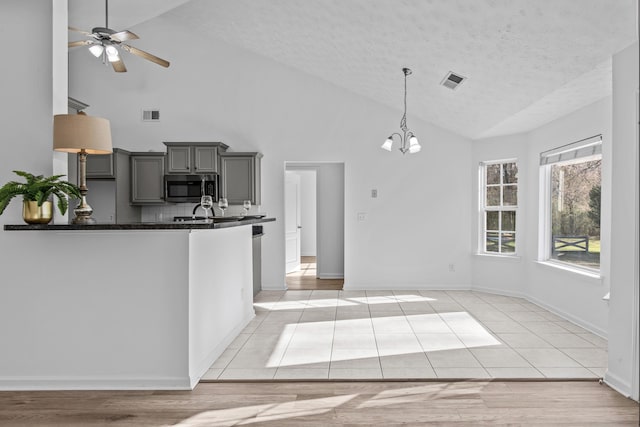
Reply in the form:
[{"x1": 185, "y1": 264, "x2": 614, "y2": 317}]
[{"x1": 357, "y1": 212, "x2": 367, "y2": 221}]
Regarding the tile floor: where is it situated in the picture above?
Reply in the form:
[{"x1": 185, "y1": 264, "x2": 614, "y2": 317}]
[{"x1": 202, "y1": 290, "x2": 608, "y2": 381}]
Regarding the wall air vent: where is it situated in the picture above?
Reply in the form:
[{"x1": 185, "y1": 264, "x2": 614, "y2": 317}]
[
  {"x1": 142, "y1": 109, "x2": 160, "y2": 122},
  {"x1": 440, "y1": 71, "x2": 467, "y2": 90}
]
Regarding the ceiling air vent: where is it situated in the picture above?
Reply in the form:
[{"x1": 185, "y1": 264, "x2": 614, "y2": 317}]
[
  {"x1": 440, "y1": 71, "x2": 467, "y2": 90},
  {"x1": 142, "y1": 109, "x2": 160, "y2": 122}
]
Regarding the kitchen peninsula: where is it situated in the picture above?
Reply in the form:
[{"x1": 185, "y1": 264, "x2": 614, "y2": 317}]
[{"x1": 3, "y1": 217, "x2": 273, "y2": 390}]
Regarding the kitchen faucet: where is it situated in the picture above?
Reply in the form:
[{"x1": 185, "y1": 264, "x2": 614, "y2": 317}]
[{"x1": 192, "y1": 203, "x2": 213, "y2": 218}]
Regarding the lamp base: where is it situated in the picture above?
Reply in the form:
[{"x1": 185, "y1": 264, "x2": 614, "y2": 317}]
[{"x1": 72, "y1": 196, "x2": 97, "y2": 225}]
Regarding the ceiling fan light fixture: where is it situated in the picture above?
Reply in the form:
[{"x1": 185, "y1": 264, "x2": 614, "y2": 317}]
[
  {"x1": 105, "y1": 45, "x2": 119, "y2": 62},
  {"x1": 88, "y1": 44, "x2": 104, "y2": 58}
]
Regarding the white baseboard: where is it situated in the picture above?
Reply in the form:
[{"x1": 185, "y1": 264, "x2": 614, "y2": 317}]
[
  {"x1": 317, "y1": 273, "x2": 344, "y2": 279},
  {"x1": 0, "y1": 376, "x2": 192, "y2": 391},
  {"x1": 604, "y1": 370, "x2": 633, "y2": 399},
  {"x1": 261, "y1": 282, "x2": 287, "y2": 291},
  {"x1": 343, "y1": 283, "x2": 472, "y2": 291},
  {"x1": 189, "y1": 311, "x2": 256, "y2": 388}
]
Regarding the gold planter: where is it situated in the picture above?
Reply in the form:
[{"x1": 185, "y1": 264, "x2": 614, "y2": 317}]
[{"x1": 22, "y1": 200, "x2": 53, "y2": 224}]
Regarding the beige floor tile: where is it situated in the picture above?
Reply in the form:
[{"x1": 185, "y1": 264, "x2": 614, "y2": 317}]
[
  {"x1": 485, "y1": 367, "x2": 544, "y2": 378},
  {"x1": 506, "y1": 311, "x2": 548, "y2": 322},
  {"x1": 456, "y1": 332, "x2": 505, "y2": 349},
  {"x1": 375, "y1": 333, "x2": 423, "y2": 355},
  {"x1": 577, "y1": 333, "x2": 608, "y2": 348},
  {"x1": 201, "y1": 368, "x2": 223, "y2": 380},
  {"x1": 218, "y1": 368, "x2": 277, "y2": 380},
  {"x1": 415, "y1": 333, "x2": 465, "y2": 352},
  {"x1": 382, "y1": 367, "x2": 437, "y2": 379},
  {"x1": 587, "y1": 366, "x2": 607, "y2": 377},
  {"x1": 226, "y1": 333, "x2": 252, "y2": 349},
  {"x1": 274, "y1": 367, "x2": 329, "y2": 379},
  {"x1": 434, "y1": 367, "x2": 490, "y2": 378},
  {"x1": 210, "y1": 347, "x2": 241, "y2": 369},
  {"x1": 560, "y1": 348, "x2": 608, "y2": 367},
  {"x1": 470, "y1": 348, "x2": 533, "y2": 368},
  {"x1": 495, "y1": 333, "x2": 553, "y2": 348},
  {"x1": 371, "y1": 317, "x2": 414, "y2": 334},
  {"x1": 379, "y1": 352, "x2": 432, "y2": 369},
  {"x1": 537, "y1": 333, "x2": 595, "y2": 348},
  {"x1": 287, "y1": 332, "x2": 334, "y2": 349},
  {"x1": 482, "y1": 321, "x2": 529, "y2": 334},
  {"x1": 406, "y1": 315, "x2": 453, "y2": 333},
  {"x1": 330, "y1": 349, "x2": 380, "y2": 369},
  {"x1": 426, "y1": 348, "x2": 482, "y2": 368},
  {"x1": 515, "y1": 348, "x2": 582, "y2": 368},
  {"x1": 329, "y1": 368, "x2": 383, "y2": 379},
  {"x1": 521, "y1": 321, "x2": 570, "y2": 334},
  {"x1": 279, "y1": 347, "x2": 332, "y2": 368},
  {"x1": 537, "y1": 367, "x2": 599, "y2": 378},
  {"x1": 332, "y1": 333, "x2": 377, "y2": 350},
  {"x1": 211, "y1": 290, "x2": 610, "y2": 382}
]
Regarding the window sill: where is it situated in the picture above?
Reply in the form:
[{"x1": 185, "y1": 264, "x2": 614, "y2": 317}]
[
  {"x1": 474, "y1": 253, "x2": 522, "y2": 262},
  {"x1": 534, "y1": 260, "x2": 602, "y2": 282}
]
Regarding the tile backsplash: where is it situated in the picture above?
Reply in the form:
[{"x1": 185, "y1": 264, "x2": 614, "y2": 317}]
[{"x1": 141, "y1": 203, "x2": 260, "y2": 222}]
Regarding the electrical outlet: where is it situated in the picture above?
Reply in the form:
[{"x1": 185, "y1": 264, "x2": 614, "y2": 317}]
[
  {"x1": 371, "y1": 189, "x2": 378, "y2": 198},
  {"x1": 357, "y1": 212, "x2": 367, "y2": 221},
  {"x1": 448, "y1": 263, "x2": 455, "y2": 272}
]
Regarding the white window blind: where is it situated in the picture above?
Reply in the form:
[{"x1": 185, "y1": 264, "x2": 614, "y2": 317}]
[{"x1": 540, "y1": 135, "x2": 602, "y2": 165}]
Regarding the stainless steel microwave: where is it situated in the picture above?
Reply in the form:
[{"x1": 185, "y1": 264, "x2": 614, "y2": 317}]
[{"x1": 164, "y1": 174, "x2": 218, "y2": 203}]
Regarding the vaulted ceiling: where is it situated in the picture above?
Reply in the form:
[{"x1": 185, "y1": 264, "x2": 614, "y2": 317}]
[{"x1": 69, "y1": 0, "x2": 637, "y2": 139}]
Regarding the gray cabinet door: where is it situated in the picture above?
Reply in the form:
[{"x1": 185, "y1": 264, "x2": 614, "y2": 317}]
[
  {"x1": 166, "y1": 146, "x2": 191, "y2": 174},
  {"x1": 130, "y1": 154, "x2": 166, "y2": 204},
  {"x1": 86, "y1": 154, "x2": 114, "y2": 178},
  {"x1": 220, "y1": 153, "x2": 262, "y2": 205},
  {"x1": 194, "y1": 146, "x2": 218, "y2": 174}
]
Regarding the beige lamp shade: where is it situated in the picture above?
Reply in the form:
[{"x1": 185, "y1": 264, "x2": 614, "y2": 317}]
[{"x1": 53, "y1": 114, "x2": 113, "y2": 154}]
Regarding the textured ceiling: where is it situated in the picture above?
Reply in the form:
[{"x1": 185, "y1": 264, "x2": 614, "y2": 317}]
[{"x1": 70, "y1": 0, "x2": 637, "y2": 139}]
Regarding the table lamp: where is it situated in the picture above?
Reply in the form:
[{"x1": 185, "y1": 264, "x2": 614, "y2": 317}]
[{"x1": 53, "y1": 112, "x2": 113, "y2": 224}]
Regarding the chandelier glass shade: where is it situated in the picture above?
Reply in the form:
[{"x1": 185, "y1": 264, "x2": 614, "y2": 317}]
[{"x1": 382, "y1": 68, "x2": 421, "y2": 155}]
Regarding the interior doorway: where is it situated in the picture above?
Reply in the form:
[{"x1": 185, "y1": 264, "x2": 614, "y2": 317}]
[{"x1": 284, "y1": 162, "x2": 344, "y2": 290}]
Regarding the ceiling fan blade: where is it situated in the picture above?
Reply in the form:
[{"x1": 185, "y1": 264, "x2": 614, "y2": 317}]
[
  {"x1": 68, "y1": 40, "x2": 95, "y2": 48},
  {"x1": 68, "y1": 26, "x2": 93, "y2": 37},
  {"x1": 111, "y1": 57, "x2": 127, "y2": 73},
  {"x1": 122, "y1": 44, "x2": 170, "y2": 68},
  {"x1": 110, "y1": 30, "x2": 139, "y2": 42}
]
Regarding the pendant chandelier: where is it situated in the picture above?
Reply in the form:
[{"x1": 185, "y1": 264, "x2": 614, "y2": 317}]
[{"x1": 381, "y1": 68, "x2": 421, "y2": 154}]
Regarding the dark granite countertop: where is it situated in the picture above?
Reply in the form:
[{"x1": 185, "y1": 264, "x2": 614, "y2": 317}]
[{"x1": 4, "y1": 217, "x2": 275, "y2": 231}]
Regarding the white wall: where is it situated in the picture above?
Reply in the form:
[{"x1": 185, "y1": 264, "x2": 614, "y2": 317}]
[
  {"x1": 68, "y1": 16, "x2": 473, "y2": 290},
  {"x1": 472, "y1": 98, "x2": 612, "y2": 336},
  {"x1": 471, "y1": 133, "x2": 529, "y2": 297},
  {"x1": 606, "y1": 41, "x2": 639, "y2": 399}
]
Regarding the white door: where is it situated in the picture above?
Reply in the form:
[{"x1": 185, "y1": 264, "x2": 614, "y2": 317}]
[{"x1": 285, "y1": 172, "x2": 301, "y2": 273}]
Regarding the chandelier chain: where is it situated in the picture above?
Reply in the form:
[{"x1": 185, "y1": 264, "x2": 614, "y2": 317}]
[{"x1": 400, "y1": 71, "x2": 408, "y2": 133}]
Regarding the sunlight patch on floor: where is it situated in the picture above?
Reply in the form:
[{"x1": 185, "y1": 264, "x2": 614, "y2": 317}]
[{"x1": 174, "y1": 394, "x2": 357, "y2": 426}]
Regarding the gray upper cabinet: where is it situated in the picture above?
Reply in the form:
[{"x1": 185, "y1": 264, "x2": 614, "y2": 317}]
[
  {"x1": 86, "y1": 153, "x2": 115, "y2": 179},
  {"x1": 220, "y1": 152, "x2": 262, "y2": 205},
  {"x1": 164, "y1": 142, "x2": 228, "y2": 174},
  {"x1": 130, "y1": 152, "x2": 166, "y2": 205}
]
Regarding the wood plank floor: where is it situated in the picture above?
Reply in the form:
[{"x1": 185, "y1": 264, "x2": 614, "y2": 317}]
[
  {"x1": 0, "y1": 381, "x2": 637, "y2": 426},
  {"x1": 286, "y1": 256, "x2": 344, "y2": 290}
]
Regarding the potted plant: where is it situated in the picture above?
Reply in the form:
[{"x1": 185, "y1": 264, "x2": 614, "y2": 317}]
[{"x1": 0, "y1": 170, "x2": 81, "y2": 224}]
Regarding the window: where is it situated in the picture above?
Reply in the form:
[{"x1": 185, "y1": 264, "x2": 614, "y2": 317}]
[
  {"x1": 480, "y1": 160, "x2": 518, "y2": 255},
  {"x1": 540, "y1": 135, "x2": 602, "y2": 271}
]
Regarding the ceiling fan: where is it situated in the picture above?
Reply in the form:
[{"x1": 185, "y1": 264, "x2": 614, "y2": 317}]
[{"x1": 68, "y1": 0, "x2": 170, "y2": 73}]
